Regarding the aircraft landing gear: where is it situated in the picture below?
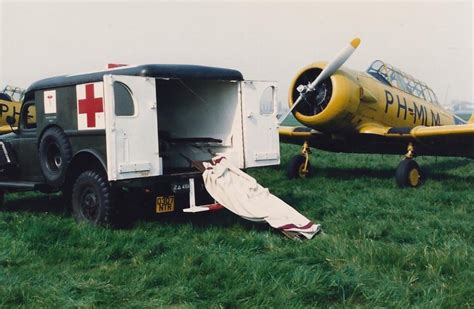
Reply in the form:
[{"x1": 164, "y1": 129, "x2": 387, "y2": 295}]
[
  {"x1": 287, "y1": 141, "x2": 313, "y2": 179},
  {"x1": 395, "y1": 143, "x2": 423, "y2": 188}
]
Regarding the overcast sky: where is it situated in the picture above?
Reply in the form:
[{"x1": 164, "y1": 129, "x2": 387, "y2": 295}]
[{"x1": 1, "y1": 0, "x2": 472, "y2": 108}]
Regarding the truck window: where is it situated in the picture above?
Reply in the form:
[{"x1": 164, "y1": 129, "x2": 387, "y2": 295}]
[
  {"x1": 259, "y1": 86, "x2": 275, "y2": 115},
  {"x1": 113, "y1": 82, "x2": 135, "y2": 116},
  {"x1": 21, "y1": 102, "x2": 36, "y2": 130}
]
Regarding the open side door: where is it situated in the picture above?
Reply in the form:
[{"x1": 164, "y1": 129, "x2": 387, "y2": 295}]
[
  {"x1": 104, "y1": 75, "x2": 161, "y2": 181},
  {"x1": 240, "y1": 81, "x2": 280, "y2": 168}
]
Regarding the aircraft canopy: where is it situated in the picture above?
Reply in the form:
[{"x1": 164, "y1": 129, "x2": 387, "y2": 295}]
[{"x1": 367, "y1": 60, "x2": 439, "y2": 104}]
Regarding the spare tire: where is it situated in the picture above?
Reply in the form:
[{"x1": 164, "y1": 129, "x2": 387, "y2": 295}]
[{"x1": 38, "y1": 127, "x2": 73, "y2": 187}]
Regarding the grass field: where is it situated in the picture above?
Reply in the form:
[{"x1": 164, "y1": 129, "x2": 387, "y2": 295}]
[{"x1": 1, "y1": 144, "x2": 473, "y2": 307}]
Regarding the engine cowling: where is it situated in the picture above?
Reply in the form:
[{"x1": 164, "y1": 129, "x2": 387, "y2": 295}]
[{"x1": 288, "y1": 62, "x2": 361, "y2": 132}]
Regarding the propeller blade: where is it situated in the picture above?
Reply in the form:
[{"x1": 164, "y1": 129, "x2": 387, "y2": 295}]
[
  {"x1": 308, "y1": 38, "x2": 360, "y2": 91},
  {"x1": 278, "y1": 95, "x2": 303, "y2": 124},
  {"x1": 278, "y1": 38, "x2": 361, "y2": 125}
]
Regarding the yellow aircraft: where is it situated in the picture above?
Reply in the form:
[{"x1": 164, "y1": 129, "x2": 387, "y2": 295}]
[
  {"x1": 279, "y1": 38, "x2": 474, "y2": 187},
  {"x1": 0, "y1": 85, "x2": 29, "y2": 133}
]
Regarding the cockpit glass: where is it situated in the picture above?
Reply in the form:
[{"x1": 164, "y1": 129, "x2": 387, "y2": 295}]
[{"x1": 366, "y1": 60, "x2": 439, "y2": 105}]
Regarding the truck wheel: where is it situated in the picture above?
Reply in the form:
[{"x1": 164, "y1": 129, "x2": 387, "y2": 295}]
[
  {"x1": 38, "y1": 127, "x2": 73, "y2": 187},
  {"x1": 72, "y1": 170, "x2": 117, "y2": 226}
]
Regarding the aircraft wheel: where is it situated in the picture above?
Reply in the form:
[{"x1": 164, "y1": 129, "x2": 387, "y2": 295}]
[
  {"x1": 287, "y1": 154, "x2": 313, "y2": 179},
  {"x1": 395, "y1": 159, "x2": 423, "y2": 188}
]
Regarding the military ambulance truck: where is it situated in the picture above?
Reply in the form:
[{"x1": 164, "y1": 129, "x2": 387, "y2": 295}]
[{"x1": 0, "y1": 64, "x2": 280, "y2": 225}]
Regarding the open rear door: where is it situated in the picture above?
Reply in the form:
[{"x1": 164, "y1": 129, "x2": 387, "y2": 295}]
[
  {"x1": 240, "y1": 81, "x2": 280, "y2": 168},
  {"x1": 104, "y1": 75, "x2": 161, "y2": 181}
]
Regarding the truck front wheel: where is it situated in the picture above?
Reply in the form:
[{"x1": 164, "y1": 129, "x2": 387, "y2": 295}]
[{"x1": 72, "y1": 170, "x2": 117, "y2": 226}]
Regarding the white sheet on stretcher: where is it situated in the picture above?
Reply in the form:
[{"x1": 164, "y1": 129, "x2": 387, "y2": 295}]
[{"x1": 202, "y1": 157, "x2": 321, "y2": 239}]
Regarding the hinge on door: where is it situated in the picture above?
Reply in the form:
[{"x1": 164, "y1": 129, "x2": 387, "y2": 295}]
[
  {"x1": 238, "y1": 82, "x2": 247, "y2": 168},
  {"x1": 151, "y1": 102, "x2": 157, "y2": 110},
  {"x1": 106, "y1": 75, "x2": 114, "y2": 85},
  {"x1": 110, "y1": 121, "x2": 116, "y2": 132}
]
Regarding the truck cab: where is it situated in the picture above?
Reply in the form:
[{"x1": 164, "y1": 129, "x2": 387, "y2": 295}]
[{"x1": 0, "y1": 64, "x2": 280, "y2": 225}]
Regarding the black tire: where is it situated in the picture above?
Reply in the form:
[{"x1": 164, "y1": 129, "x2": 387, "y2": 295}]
[
  {"x1": 38, "y1": 127, "x2": 73, "y2": 187},
  {"x1": 287, "y1": 154, "x2": 314, "y2": 179},
  {"x1": 0, "y1": 190, "x2": 4, "y2": 207},
  {"x1": 72, "y1": 170, "x2": 117, "y2": 226},
  {"x1": 395, "y1": 159, "x2": 423, "y2": 188}
]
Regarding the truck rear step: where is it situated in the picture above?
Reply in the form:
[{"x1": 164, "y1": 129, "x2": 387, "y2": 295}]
[{"x1": 182, "y1": 178, "x2": 224, "y2": 213}]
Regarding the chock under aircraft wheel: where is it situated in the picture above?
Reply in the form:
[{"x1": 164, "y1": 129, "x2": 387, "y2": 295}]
[
  {"x1": 395, "y1": 159, "x2": 423, "y2": 188},
  {"x1": 287, "y1": 154, "x2": 313, "y2": 179}
]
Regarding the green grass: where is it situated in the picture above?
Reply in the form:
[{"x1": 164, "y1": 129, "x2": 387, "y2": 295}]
[{"x1": 1, "y1": 144, "x2": 473, "y2": 307}]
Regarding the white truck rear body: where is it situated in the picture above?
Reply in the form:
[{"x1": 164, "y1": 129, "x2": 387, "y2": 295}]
[{"x1": 103, "y1": 75, "x2": 280, "y2": 181}]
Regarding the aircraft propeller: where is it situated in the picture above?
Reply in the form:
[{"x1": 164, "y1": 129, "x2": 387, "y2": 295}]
[{"x1": 278, "y1": 38, "x2": 361, "y2": 124}]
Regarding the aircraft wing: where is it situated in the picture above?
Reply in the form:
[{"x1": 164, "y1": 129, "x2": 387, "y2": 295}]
[
  {"x1": 281, "y1": 124, "x2": 474, "y2": 140},
  {"x1": 279, "y1": 126, "x2": 324, "y2": 145},
  {"x1": 279, "y1": 126, "x2": 345, "y2": 152},
  {"x1": 0, "y1": 125, "x2": 14, "y2": 134},
  {"x1": 403, "y1": 124, "x2": 474, "y2": 138},
  {"x1": 279, "y1": 124, "x2": 474, "y2": 157},
  {"x1": 385, "y1": 124, "x2": 474, "y2": 155},
  {"x1": 369, "y1": 123, "x2": 474, "y2": 141}
]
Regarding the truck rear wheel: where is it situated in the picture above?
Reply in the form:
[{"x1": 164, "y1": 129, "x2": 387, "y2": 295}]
[
  {"x1": 72, "y1": 170, "x2": 117, "y2": 226},
  {"x1": 38, "y1": 127, "x2": 73, "y2": 187}
]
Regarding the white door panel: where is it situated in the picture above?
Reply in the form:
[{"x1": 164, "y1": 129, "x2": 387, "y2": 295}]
[
  {"x1": 241, "y1": 81, "x2": 280, "y2": 168},
  {"x1": 104, "y1": 75, "x2": 161, "y2": 181}
]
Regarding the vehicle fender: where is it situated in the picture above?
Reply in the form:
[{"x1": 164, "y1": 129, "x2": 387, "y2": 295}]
[
  {"x1": 63, "y1": 149, "x2": 107, "y2": 190},
  {"x1": 69, "y1": 149, "x2": 107, "y2": 173}
]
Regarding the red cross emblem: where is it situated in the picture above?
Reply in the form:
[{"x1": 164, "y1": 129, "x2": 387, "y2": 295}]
[{"x1": 78, "y1": 84, "x2": 103, "y2": 127}]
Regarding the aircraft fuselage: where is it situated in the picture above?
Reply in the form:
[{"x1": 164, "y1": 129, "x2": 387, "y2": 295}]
[{"x1": 289, "y1": 62, "x2": 459, "y2": 135}]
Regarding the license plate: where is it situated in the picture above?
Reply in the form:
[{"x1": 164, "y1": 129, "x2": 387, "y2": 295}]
[{"x1": 155, "y1": 196, "x2": 175, "y2": 213}]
